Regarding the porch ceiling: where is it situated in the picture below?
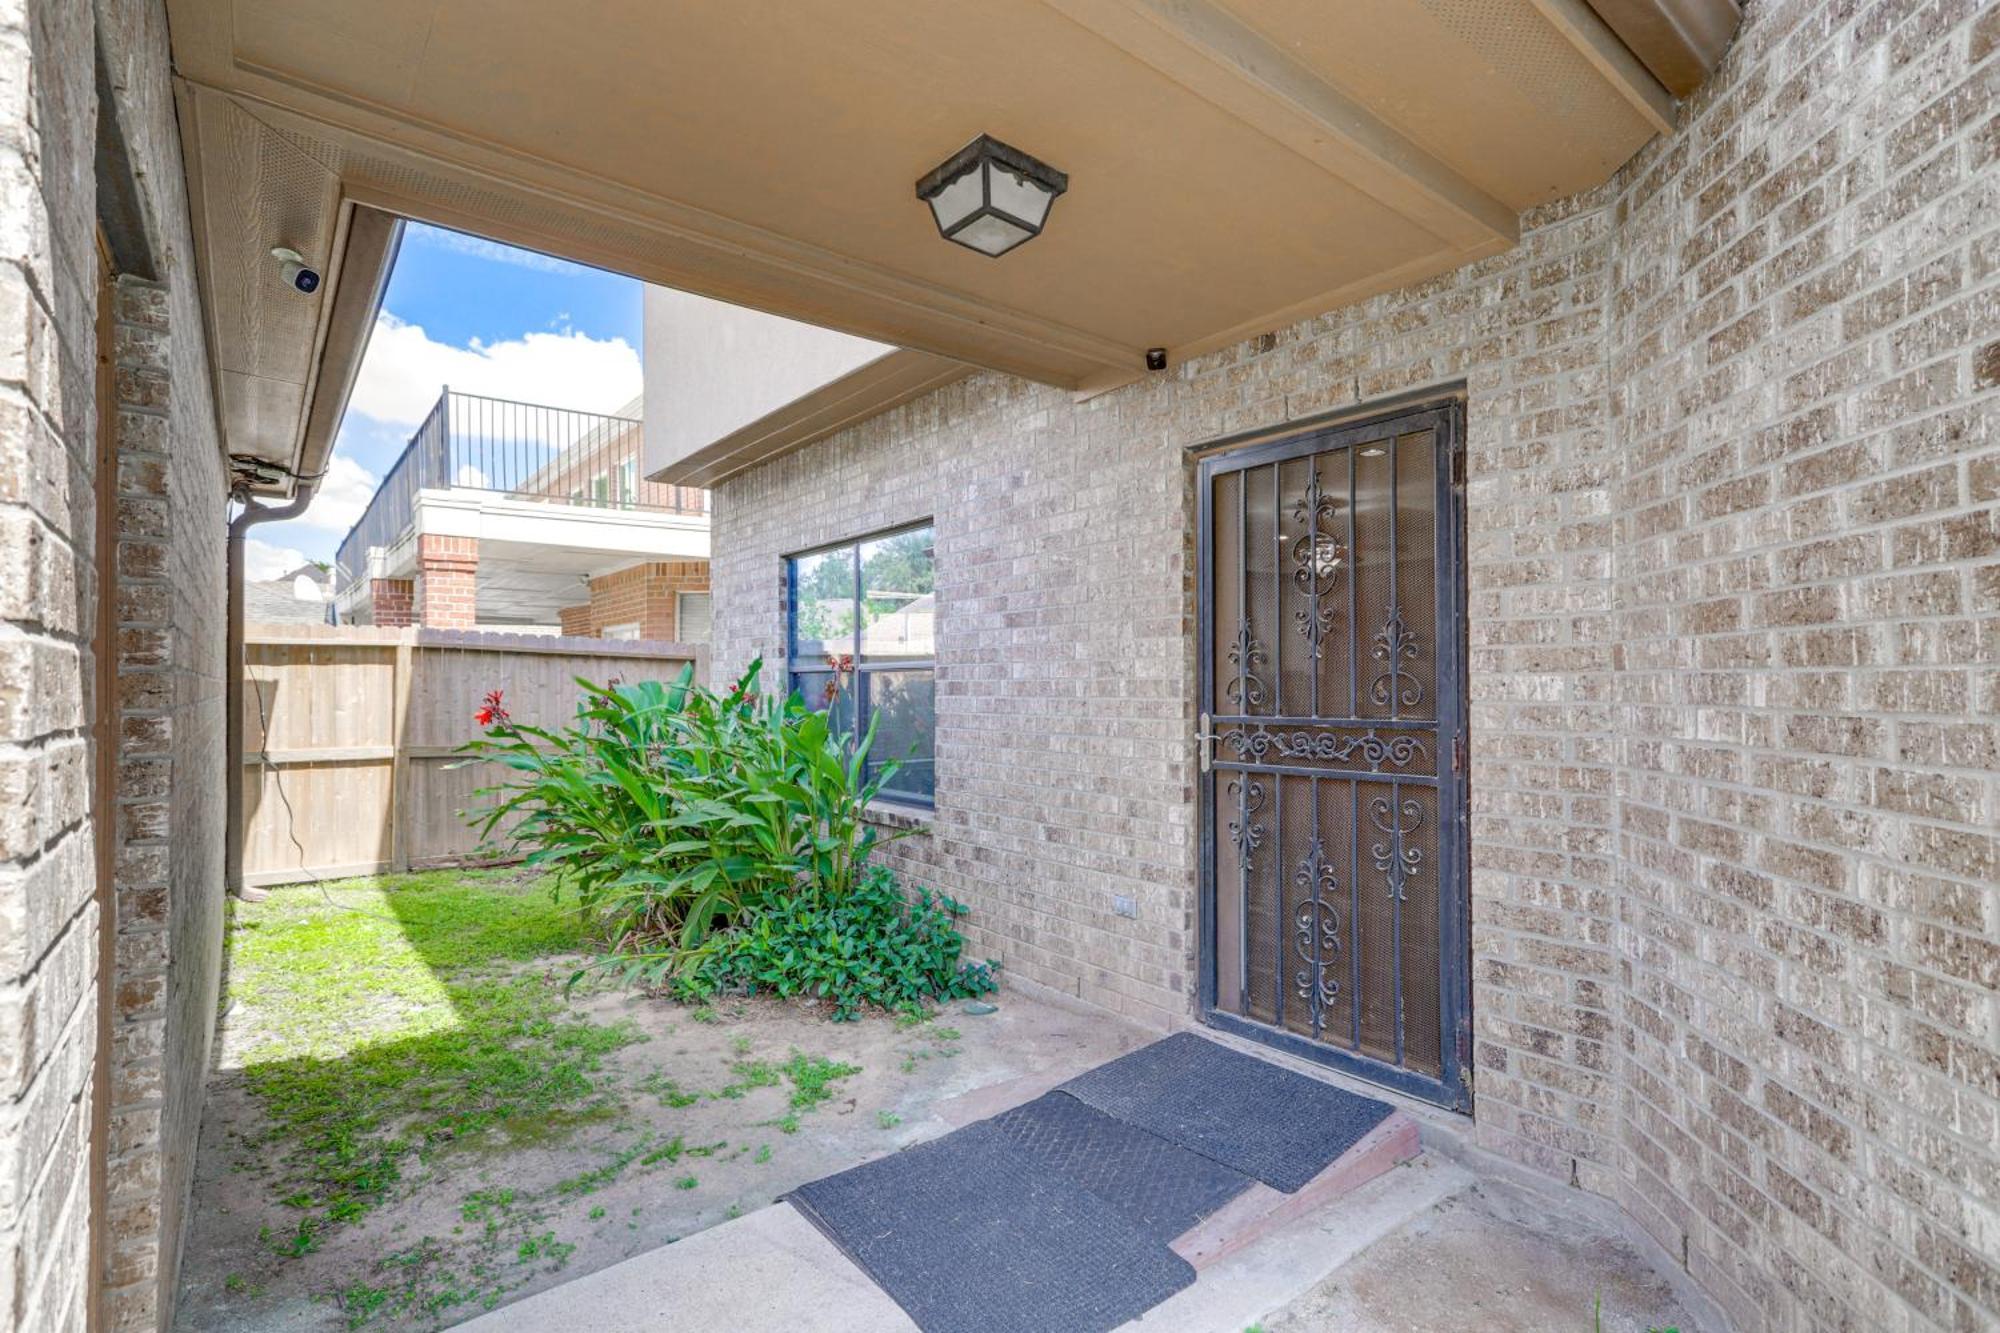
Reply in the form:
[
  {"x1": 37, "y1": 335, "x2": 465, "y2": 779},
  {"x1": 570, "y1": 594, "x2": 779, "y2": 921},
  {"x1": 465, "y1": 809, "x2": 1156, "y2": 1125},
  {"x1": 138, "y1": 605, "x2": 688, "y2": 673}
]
[{"x1": 170, "y1": 0, "x2": 1711, "y2": 448}]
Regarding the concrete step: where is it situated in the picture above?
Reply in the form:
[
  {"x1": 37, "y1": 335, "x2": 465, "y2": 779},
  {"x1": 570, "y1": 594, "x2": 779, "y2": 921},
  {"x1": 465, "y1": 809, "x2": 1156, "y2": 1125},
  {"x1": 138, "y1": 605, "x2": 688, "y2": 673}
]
[{"x1": 1171, "y1": 1111, "x2": 1422, "y2": 1270}]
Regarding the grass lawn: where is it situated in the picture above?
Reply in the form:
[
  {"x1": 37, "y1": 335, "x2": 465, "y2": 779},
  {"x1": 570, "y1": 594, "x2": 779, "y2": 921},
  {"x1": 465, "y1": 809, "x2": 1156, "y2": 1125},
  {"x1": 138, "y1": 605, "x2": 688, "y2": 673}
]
[
  {"x1": 177, "y1": 868, "x2": 1055, "y2": 1332},
  {"x1": 223, "y1": 868, "x2": 641, "y2": 1261}
]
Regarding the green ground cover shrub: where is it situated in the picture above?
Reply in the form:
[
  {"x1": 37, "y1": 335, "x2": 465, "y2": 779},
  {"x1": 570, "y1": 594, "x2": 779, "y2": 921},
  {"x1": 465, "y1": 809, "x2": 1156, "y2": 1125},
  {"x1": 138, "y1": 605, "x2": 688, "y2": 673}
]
[
  {"x1": 676, "y1": 865, "x2": 995, "y2": 1019},
  {"x1": 463, "y1": 661, "x2": 994, "y2": 1014}
]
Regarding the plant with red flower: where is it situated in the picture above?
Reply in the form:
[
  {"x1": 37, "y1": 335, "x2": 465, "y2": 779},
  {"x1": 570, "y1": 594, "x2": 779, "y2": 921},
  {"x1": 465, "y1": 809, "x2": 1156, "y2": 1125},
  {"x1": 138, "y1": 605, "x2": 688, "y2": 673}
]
[{"x1": 473, "y1": 688, "x2": 510, "y2": 730}]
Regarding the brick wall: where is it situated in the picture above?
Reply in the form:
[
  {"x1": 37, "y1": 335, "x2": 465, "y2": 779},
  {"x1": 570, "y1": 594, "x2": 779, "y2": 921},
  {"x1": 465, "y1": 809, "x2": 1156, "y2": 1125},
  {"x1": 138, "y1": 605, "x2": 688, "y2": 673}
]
[
  {"x1": 0, "y1": 2, "x2": 101, "y2": 1325},
  {"x1": 0, "y1": 2, "x2": 229, "y2": 1329},
  {"x1": 565, "y1": 560, "x2": 709, "y2": 638},
  {"x1": 711, "y1": 2, "x2": 1997, "y2": 1327},
  {"x1": 369, "y1": 578, "x2": 413, "y2": 629},
  {"x1": 414, "y1": 534, "x2": 477, "y2": 629}
]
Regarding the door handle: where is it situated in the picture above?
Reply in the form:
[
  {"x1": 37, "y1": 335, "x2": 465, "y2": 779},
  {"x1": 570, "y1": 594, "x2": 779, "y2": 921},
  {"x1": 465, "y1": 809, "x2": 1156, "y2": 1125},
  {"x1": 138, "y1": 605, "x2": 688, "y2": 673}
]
[{"x1": 1195, "y1": 712, "x2": 1217, "y2": 774}]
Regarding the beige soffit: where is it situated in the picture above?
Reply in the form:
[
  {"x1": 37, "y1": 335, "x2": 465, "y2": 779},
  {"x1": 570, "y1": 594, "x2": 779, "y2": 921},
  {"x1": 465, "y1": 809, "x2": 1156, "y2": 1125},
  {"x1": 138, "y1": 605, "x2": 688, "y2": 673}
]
[
  {"x1": 175, "y1": 80, "x2": 402, "y2": 497},
  {"x1": 164, "y1": 0, "x2": 1692, "y2": 401}
]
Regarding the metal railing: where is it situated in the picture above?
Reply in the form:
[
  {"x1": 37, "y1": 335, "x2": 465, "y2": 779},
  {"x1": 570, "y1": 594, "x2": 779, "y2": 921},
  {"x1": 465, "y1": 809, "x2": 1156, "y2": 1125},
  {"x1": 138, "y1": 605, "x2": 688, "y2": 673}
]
[{"x1": 335, "y1": 389, "x2": 707, "y2": 585}]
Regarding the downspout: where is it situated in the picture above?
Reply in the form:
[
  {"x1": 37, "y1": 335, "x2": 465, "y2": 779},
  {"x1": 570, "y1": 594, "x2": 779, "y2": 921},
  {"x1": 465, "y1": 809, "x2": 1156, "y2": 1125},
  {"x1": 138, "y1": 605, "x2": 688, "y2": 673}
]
[{"x1": 225, "y1": 479, "x2": 316, "y2": 901}]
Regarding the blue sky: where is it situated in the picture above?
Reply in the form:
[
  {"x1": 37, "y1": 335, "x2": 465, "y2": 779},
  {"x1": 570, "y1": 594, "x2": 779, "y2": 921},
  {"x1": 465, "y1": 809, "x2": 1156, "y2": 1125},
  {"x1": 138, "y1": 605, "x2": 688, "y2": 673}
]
[{"x1": 246, "y1": 223, "x2": 646, "y2": 579}]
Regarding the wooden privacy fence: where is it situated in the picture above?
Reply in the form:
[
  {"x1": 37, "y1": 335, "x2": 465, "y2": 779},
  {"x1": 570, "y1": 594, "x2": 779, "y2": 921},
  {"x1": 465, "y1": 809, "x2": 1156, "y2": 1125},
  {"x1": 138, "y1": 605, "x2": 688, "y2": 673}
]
[{"x1": 241, "y1": 624, "x2": 704, "y2": 887}]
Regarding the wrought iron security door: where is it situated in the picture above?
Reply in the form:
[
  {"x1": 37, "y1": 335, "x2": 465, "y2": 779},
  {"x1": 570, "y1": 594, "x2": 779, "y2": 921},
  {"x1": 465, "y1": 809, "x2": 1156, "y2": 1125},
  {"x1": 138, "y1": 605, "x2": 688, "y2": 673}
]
[{"x1": 1197, "y1": 403, "x2": 1470, "y2": 1110}]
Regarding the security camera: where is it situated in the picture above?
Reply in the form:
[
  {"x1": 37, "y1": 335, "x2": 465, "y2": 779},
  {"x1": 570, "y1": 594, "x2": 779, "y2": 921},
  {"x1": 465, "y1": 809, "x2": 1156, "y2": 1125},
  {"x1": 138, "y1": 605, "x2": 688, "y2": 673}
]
[{"x1": 271, "y1": 247, "x2": 321, "y2": 295}]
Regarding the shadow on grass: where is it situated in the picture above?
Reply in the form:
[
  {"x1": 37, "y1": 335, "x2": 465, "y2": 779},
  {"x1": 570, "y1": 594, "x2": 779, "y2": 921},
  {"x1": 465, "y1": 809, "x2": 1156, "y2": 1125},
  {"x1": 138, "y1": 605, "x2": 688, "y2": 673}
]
[{"x1": 217, "y1": 869, "x2": 640, "y2": 1264}]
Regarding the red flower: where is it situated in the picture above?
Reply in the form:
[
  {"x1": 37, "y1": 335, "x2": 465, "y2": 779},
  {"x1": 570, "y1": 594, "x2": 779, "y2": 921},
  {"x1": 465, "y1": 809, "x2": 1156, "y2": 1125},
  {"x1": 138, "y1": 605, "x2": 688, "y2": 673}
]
[{"x1": 474, "y1": 688, "x2": 509, "y2": 729}]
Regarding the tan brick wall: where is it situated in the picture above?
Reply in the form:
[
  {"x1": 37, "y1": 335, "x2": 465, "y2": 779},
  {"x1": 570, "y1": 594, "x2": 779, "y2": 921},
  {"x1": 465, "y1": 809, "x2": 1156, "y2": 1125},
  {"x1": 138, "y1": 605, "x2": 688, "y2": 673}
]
[
  {"x1": 574, "y1": 560, "x2": 709, "y2": 639},
  {"x1": 712, "y1": 2, "x2": 1998, "y2": 1327},
  {"x1": 1, "y1": 2, "x2": 229, "y2": 1329},
  {"x1": 0, "y1": 0, "x2": 110, "y2": 1327},
  {"x1": 414, "y1": 534, "x2": 477, "y2": 630}
]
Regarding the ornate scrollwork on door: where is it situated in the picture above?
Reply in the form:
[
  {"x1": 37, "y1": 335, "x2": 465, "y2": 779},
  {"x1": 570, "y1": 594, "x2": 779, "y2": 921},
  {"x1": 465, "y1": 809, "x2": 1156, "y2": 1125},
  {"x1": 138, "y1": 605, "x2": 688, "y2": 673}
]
[
  {"x1": 1369, "y1": 605, "x2": 1423, "y2": 711},
  {"x1": 1369, "y1": 795, "x2": 1424, "y2": 902},
  {"x1": 1289, "y1": 470, "x2": 1346, "y2": 657},
  {"x1": 1292, "y1": 837, "x2": 1343, "y2": 1025},
  {"x1": 1220, "y1": 725, "x2": 1429, "y2": 773},
  {"x1": 1225, "y1": 620, "x2": 1268, "y2": 710},
  {"x1": 1225, "y1": 776, "x2": 1265, "y2": 872}
]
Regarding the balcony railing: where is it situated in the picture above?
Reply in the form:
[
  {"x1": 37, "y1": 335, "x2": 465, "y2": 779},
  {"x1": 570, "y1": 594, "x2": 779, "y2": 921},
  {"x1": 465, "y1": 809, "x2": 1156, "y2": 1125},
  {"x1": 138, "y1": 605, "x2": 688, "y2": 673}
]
[{"x1": 335, "y1": 389, "x2": 706, "y2": 585}]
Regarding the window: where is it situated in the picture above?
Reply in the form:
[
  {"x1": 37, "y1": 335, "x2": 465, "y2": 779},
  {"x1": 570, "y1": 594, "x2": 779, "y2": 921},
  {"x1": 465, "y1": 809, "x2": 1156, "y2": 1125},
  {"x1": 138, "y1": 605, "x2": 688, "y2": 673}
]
[
  {"x1": 677, "y1": 591, "x2": 712, "y2": 644},
  {"x1": 620, "y1": 459, "x2": 637, "y2": 508},
  {"x1": 787, "y1": 523, "x2": 934, "y2": 805}
]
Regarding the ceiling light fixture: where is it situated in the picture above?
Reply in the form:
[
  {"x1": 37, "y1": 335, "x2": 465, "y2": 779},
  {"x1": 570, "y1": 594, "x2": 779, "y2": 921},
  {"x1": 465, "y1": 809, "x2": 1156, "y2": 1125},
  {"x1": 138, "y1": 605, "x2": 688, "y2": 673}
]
[{"x1": 916, "y1": 134, "x2": 1068, "y2": 258}]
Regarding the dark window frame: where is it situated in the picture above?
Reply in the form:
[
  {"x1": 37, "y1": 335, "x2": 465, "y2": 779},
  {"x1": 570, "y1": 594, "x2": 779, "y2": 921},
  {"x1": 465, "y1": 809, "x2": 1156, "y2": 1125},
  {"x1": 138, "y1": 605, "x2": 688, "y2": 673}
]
[{"x1": 784, "y1": 520, "x2": 936, "y2": 808}]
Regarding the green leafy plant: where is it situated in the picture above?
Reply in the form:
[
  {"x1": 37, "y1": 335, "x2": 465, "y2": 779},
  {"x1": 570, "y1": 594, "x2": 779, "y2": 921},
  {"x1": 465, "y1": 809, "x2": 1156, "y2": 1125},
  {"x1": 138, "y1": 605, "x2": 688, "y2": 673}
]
[
  {"x1": 674, "y1": 864, "x2": 997, "y2": 1019},
  {"x1": 461, "y1": 660, "x2": 927, "y2": 991}
]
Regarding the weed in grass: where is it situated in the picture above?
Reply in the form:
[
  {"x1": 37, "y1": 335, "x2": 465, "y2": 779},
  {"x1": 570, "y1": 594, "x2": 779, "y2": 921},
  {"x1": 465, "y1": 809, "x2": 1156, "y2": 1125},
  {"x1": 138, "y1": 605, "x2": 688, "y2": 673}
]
[
  {"x1": 753, "y1": 1144, "x2": 772, "y2": 1164},
  {"x1": 675, "y1": 1175, "x2": 698, "y2": 1190},
  {"x1": 340, "y1": 1282, "x2": 391, "y2": 1329},
  {"x1": 635, "y1": 1071, "x2": 701, "y2": 1109},
  {"x1": 714, "y1": 1060, "x2": 779, "y2": 1099},
  {"x1": 690, "y1": 1006, "x2": 718, "y2": 1024},
  {"x1": 779, "y1": 1051, "x2": 859, "y2": 1112},
  {"x1": 731, "y1": 1035, "x2": 753, "y2": 1055},
  {"x1": 929, "y1": 1027, "x2": 961, "y2": 1043},
  {"x1": 515, "y1": 1232, "x2": 575, "y2": 1267},
  {"x1": 556, "y1": 1136, "x2": 658, "y2": 1196},
  {"x1": 459, "y1": 1189, "x2": 517, "y2": 1225},
  {"x1": 725, "y1": 1203, "x2": 742, "y2": 1220},
  {"x1": 877, "y1": 1110, "x2": 901, "y2": 1130},
  {"x1": 640, "y1": 1136, "x2": 685, "y2": 1167},
  {"x1": 222, "y1": 1274, "x2": 246, "y2": 1294},
  {"x1": 770, "y1": 1113, "x2": 801, "y2": 1135}
]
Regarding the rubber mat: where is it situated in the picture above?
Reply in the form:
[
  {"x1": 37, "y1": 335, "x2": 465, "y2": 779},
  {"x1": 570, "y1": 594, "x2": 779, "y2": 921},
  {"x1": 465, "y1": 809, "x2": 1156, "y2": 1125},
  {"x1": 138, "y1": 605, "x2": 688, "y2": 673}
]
[
  {"x1": 1059, "y1": 1031, "x2": 1395, "y2": 1193},
  {"x1": 788, "y1": 1121, "x2": 1195, "y2": 1333},
  {"x1": 986, "y1": 1091, "x2": 1255, "y2": 1240}
]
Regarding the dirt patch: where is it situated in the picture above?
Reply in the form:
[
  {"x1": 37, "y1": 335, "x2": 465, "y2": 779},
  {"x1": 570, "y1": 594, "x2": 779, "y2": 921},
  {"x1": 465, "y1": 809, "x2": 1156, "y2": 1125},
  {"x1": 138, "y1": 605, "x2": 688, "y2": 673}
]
[
  {"x1": 1259, "y1": 1176, "x2": 1700, "y2": 1333},
  {"x1": 175, "y1": 876, "x2": 1141, "y2": 1331}
]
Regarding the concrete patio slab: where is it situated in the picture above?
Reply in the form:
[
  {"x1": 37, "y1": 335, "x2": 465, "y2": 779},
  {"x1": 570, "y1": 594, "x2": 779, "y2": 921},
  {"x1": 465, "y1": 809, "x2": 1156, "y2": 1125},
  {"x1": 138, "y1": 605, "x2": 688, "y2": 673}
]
[{"x1": 456, "y1": 1202, "x2": 916, "y2": 1333}]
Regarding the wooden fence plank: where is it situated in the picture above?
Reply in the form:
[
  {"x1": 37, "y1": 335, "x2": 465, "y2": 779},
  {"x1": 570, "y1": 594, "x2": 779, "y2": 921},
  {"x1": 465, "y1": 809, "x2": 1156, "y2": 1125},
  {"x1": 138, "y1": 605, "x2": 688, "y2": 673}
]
[{"x1": 240, "y1": 624, "x2": 701, "y2": 885}]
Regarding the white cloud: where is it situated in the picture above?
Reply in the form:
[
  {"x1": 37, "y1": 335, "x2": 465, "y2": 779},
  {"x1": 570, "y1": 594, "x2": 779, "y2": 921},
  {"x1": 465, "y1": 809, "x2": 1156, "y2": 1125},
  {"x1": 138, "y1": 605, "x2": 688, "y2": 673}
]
[
  {"x1": 244, "y1": 537, "x2": 309, "y2": 582},
  {"x1": 410, "y1": 227, "x2": 589, "y2": 275},
  {"x1": 453, "y1": 464, "x2": 491, "y2": 489},
  {"x1": 295, "y1": 454, "x2": 381, "y2": 534},
  {"x1": 345, "y1": 312, "x2": 644, "y2": 428}
]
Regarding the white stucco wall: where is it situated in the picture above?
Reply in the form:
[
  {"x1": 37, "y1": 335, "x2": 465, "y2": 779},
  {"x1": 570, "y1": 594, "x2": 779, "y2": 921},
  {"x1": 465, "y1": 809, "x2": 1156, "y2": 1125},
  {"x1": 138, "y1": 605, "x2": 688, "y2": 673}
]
[{"x1": 641, "y1": 286, "x2": 893, "y2": 478}]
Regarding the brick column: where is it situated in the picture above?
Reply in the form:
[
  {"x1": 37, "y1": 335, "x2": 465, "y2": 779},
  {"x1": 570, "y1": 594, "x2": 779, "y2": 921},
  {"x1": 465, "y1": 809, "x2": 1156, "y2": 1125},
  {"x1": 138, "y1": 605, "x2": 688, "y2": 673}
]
[
  {"x1": 370, "y1": 578, "x2": 414, "y2": 627},
  {"x1": 557, "y1": 604, "x2": 593, "y2": 637},
  {"x1": 414, "y1": 535, "x2": 478, "y2": 629}
]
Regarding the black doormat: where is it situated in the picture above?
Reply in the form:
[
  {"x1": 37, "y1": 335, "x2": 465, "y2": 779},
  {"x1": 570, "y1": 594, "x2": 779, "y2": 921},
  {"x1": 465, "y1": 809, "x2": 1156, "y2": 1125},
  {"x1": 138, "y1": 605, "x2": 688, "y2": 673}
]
[
  {"x1": 1059, "y1": 1032, "x2": 1395, "y2": 1193},
  {"x1": 788, "y1": 1120, "x2": 1195, "y2": 1333},
  {"x1": 986, "y1": 1091, "x2": 1255, "y2": 1240}
]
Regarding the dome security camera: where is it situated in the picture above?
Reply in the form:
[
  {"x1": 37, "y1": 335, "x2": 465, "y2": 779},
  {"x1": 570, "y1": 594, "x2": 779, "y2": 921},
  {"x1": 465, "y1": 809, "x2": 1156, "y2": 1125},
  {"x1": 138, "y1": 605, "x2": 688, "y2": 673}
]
[{"x1": 271, "y1": 247, "x2": 321, "y2": 295}]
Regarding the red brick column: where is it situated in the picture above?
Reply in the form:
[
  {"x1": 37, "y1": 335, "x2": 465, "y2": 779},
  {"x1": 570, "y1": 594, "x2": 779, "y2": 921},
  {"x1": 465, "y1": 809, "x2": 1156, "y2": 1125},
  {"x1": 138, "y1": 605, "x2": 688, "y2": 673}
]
[
  {"x1": 584, "y1": 559, "x2": 710, "y2": 638},
  {"x1": 415, "y1": 535, "x2": 478, "y2": 629},
  {"x1": 557, "y1": 604, "x2": 593, "y2": 637},
  {"x1": 370, "y1": 578, "x2": 414, "y2": 627}
]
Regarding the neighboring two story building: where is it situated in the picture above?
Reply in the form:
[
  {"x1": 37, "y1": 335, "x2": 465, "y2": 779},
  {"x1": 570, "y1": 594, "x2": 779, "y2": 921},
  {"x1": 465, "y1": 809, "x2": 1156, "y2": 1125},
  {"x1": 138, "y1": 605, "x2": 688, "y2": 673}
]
[{"x1": 333, "y1": 386, "x2": 713, "y2": 640}]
